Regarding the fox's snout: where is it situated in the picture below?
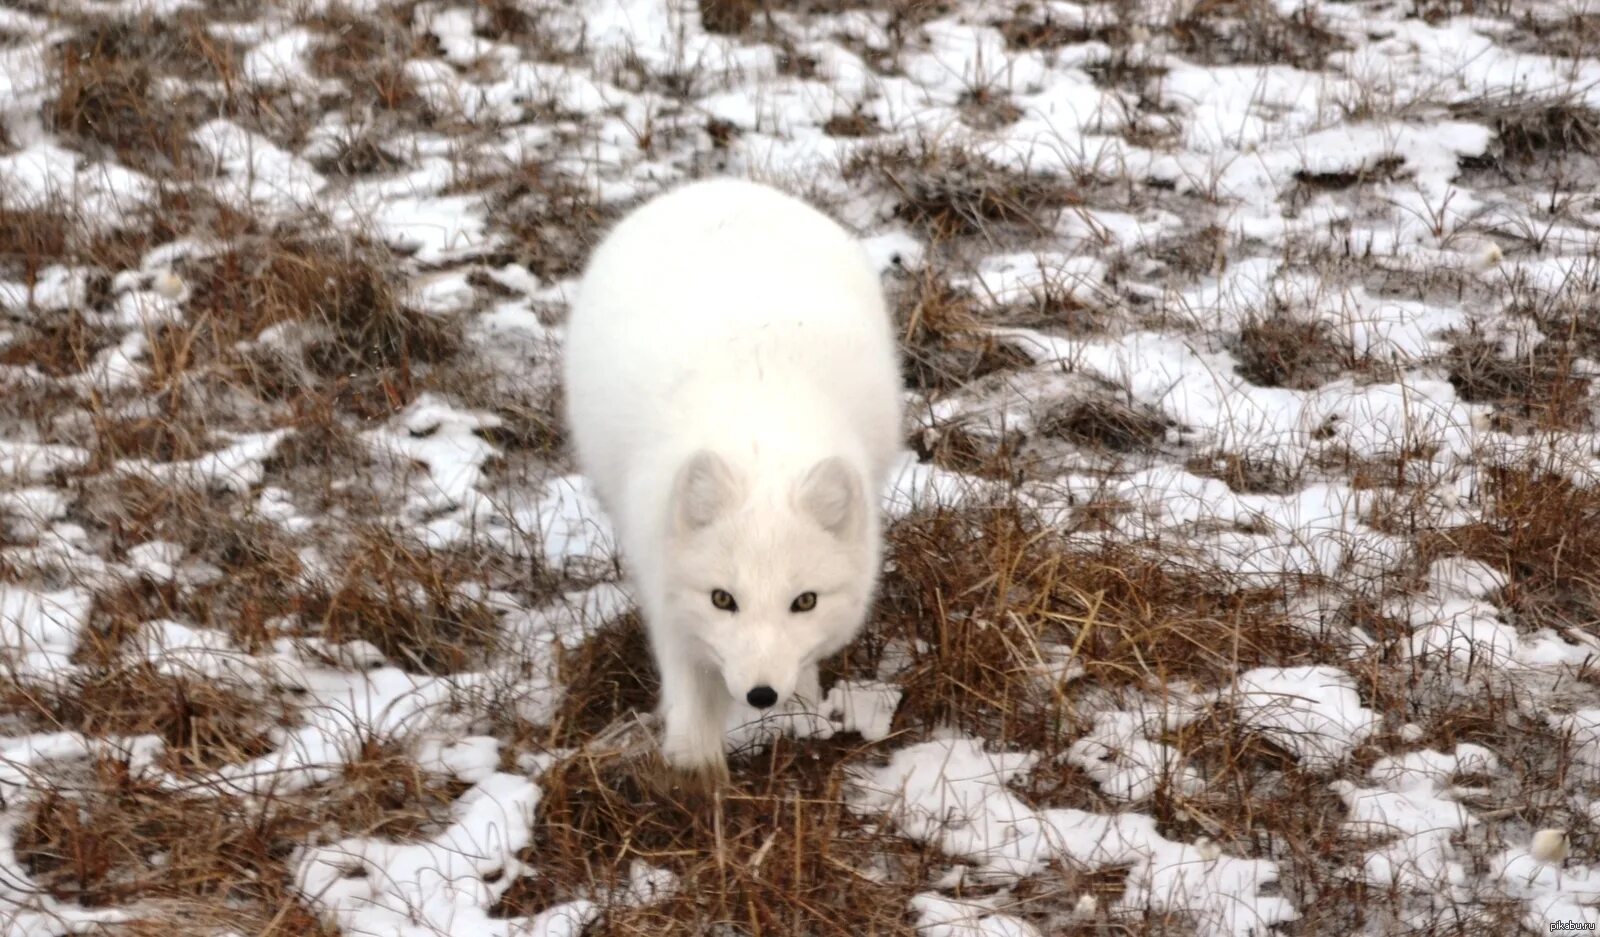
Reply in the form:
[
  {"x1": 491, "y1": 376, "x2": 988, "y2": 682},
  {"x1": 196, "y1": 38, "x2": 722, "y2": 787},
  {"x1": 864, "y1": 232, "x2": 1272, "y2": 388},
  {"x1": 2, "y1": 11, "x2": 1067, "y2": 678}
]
[
  {"x1": 724, "y1": 670, "x2": 794, "y2": 708},
  {"x1": 719, "y1": 650, "x2": 798, "y2": 711}
]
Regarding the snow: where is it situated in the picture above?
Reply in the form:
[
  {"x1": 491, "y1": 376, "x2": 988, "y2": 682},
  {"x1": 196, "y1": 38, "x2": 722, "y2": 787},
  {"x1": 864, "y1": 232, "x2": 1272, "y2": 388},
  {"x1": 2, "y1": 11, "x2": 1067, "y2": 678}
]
[
  {"x1": 294, "y1": 772, "x2": 542, "y2": 936},
  {"x1": 0, "y1": 142, "x2": 155, "y2": 225},
  {"x1": 851, "y1": 736, "x2": 1298, "y2": 937},
  {"x1": 910, "y1": 893, "x2": 1041, "y2": 937},
  {"x1": 825, "y1": 679, "x2": 903, "y2": 742},
  {"x1": 114, "y1": 429, "x2": 290, "y2": 493},
  {"x1": 1068, "y1": 710, "x2": 1203, "y2": 803},
  {"x1": 331, "y1": 192, "x2": 495, "y2": 265},
  {"x1": 3, "y1": 0, "x2": 1600, "y2": 932},
  {"x1": 1229, "y1": 666, "x2": 1378, "y2": 772},
  {"x1": 0, "y1": 441, "x2": 90, "y2": 481},
  {"x1": 194, "y1": 119, "x2": 327, "y2": 214},
  {"x1": 364, "y1": 394, "x2": 504, "y2": 512},
  {"x1": 241, "y1": 27, "x2": 338, "y2": 94},
  {"x1": 0, "y1": 586, "x2": 93, "y2": 677}
]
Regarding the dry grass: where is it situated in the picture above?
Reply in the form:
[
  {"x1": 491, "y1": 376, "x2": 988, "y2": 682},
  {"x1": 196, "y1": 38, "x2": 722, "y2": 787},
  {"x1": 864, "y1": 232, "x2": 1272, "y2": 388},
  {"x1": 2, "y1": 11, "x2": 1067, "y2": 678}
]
[
  {"x1": 864, "y1": 507, "x2": 1333, "y2": 752},
  {"x1": 303, "y1": 2, "x2": 455, "y2": 139},
  {"x1": 1156, "y1": 706, "x2": 1365, "y2": 934},
  {"x1": 1292, "y1": 156, "x2": 1405, "y2": 194},
  {"x1": 310, "y1": 738, "x2": 477, "y2": 840},
  {"x1": 1008, "y1": 864, "x2": 1184, "y2": 936},
  {"x1": 909, "y1": 423, "x2": 1026, "y2": 482},
  {"x1": 472, "y1": 164, "x2": 622, "y2": 282},
  {"x1": 72, "y1": 231, "x2": 467, "y2": 478},
  {"x1": 1500, "y1": 11, "x2": 1600, "y2": 58},
  {"x1": 866, "y1": 506, "x2": 1084, "y2": 750},
  {"x1": 1170, "y1": 0, "x2": 1345, "y2": 70},
  {"x1": 0, "y1": 197, "x2": 173, "y2": 293},
  {"x1": 992, "y1": 278, "x2": 1104, "y2": 335},
  {"x1": 1454, "y1": 94, "x2": 1600, "y2": 167},
  {"x1": 995, "y1": 8, "x2": 1127, "y2": 50},
  {"x1": 10, "y1": 740, "x2": 483, "y2": 934},
  {"x1": 823, "y1": 108, "x2": 884, "y2": 138},
  {"x1": 1036, "y1": 394, "x2": 1172, "y2": 454},
  {"x1": 1185, "y1": 451, "x2": 1303, "y2": 495},
  {"x1": 256, "y1": 388, "x2": 372, "y2": 495},
  {"x1": 1451, "y1": 467, "x2": 1600, "y2": 633},
  {"x1": 67, "y1": 478, "x2": 312, "y2": 645},
  {"x1": 1232, "y1": 314, "x2": 1355, "y2": 390},
  {"x1": 305, "y1": 528, "x2": 504, "y2": 674},
  {"x1": 87, "y1": 409, "x2": 216, "y2": 470},
  {"x1": 16, "y1": 759, "x2": 332, "y2": 933},
  {"x1": 1, "y1": 665, "x2": 284, "y2": 773},
  {"x1": 186, "y1": 233, "x2": 461, "y2": 395},
  {"x1": 698, "y1": 0, "x2": 759, "y2": 35},
  {"x1": 1444, "y1": 329, "x2": 1590, "y2": 431},
  {"x1": 50, "y1": 14, "x2": 235, "y2": 173},
  {"x1": 0, "y1": 307, "x2": 116, "y2": 377},
  {"x1": 890, "y1": 266, "x2": 1034, "y2": 393},
  {"x1": 0, "y1": 204, "x2": 74, "y2": 285},
  {"x1": 1522, "y1": 281, "x2": 1600, "y2": 365},
  {"x1": 548, "y1": 613, "x2": 659, "y2": 748},
  {"x1": 531, "y1": 499, "x2": 1351, "y2": 928},
  {"x1": 1148, "y1": 223, "x2": 1229, "y2": 280},
  {"x1": 470, "y1": 383, "x2": 570, "y2": 459},
  {"x1": 847, "y1": 142, "x2": 1077, "y2": 241},
  {"x1": 495, "y1": 739, "x2": 929, "y2": 935}
]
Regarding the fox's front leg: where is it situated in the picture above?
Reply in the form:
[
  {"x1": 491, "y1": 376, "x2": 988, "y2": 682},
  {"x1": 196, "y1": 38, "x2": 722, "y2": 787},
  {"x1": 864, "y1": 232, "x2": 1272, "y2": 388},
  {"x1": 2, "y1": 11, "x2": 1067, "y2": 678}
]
[
  {"x1": 655, "y1": 641, "x2": 730, "y2": 781},
  {"x1": 794, "y1": 663, "x2": 823, "y2": 712}
]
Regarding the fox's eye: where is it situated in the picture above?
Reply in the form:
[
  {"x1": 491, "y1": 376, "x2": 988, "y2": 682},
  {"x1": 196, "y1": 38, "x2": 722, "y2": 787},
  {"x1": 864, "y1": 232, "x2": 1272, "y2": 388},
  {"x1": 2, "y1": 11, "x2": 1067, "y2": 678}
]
[
  {"x1": 790, "y1": 591, "x2": 817, "y2": 613},
  {"x1": 710, "y1": 589, "x2": 738, "y2": 612}
]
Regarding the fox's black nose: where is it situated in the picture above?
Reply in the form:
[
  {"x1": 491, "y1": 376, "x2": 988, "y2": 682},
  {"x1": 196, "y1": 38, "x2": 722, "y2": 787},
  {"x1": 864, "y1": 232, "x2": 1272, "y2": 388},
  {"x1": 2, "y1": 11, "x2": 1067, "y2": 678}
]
[{"x1": 746, "y1": 686, "x2": 778, "y2": 709}]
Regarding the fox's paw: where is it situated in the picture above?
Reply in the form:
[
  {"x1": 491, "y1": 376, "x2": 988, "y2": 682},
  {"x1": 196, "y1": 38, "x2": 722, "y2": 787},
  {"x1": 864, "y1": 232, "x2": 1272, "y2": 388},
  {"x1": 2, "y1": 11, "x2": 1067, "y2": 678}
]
[
  {"x1": 660, "y1": 715, "x2": 729, "y2": 781},
  {"x1": 660, "y1": 739, "x2": 729, "y2": 789}
]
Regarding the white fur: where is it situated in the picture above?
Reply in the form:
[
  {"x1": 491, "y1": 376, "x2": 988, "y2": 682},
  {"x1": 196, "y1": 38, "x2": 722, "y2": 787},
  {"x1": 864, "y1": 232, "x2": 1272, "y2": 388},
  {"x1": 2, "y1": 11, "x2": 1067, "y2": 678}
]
[{"x1": 562, "y1": 178, "x2": 903, "y2": 775}]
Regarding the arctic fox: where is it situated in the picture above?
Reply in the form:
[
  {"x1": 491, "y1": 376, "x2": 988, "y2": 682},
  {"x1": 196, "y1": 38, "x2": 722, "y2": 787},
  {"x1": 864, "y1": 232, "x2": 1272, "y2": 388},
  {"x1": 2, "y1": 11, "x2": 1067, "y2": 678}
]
[{"x1": 562, "y1": 178, "x2": 903, "y2": 778}]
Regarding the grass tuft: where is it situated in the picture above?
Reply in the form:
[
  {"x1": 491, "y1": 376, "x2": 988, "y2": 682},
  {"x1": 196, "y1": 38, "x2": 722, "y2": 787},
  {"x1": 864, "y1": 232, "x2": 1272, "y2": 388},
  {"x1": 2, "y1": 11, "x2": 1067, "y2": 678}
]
[
  {"x1": 0, "y1": 308, "x2": 114, "y2": 378},
  {"x1": 50, "y1": 15, "x2": 229, "y2": 172},
  {"x1": 2, "y1": 665, "x2": 283, "y2": 773},
  {"x1": 847, "y1": 142, "x2": 1077, "y2": 241},
  {"x1": 890, "y1": 267, "x2": 1034, "y2": 392},
  {"x1": 179, "y1": 233, "x2": 461, "y2": 417},
  {"x1": 475, "y1": 166, "x2": 621, "y2": 281},
  {"x1": 1444, "y1": 328, "x2": 1589, "y2": 431},
  {"x1": 1232, "y1": 314, "x2": 1353, "y2": 390},
  {"x1": 495, "y1": 739, "x2": 927, "y2": 935},
  {"x1": 1461, "y1": 95, "x2": 1600, "y2": 165},
  {"x1": 305, "y1": 528, "x2": 502, "y2": 674},
  {"x1": 910, "y1": 423, "x2": 1025, "y2": 482},
  {"x1": 308, "y1": 4, "x2": 430, "y2": 114},
  {"x1": 1185, "y1": 451, "x2": 1303, "y2": 495},
  {"x1": 14, "y1": 757, "x2": 349, "y2": 934},
  {"x1": 550, "y1": 614, "x2": 659, "y2": 748},
  {"x1": 1036, "y1": 395, "x2": 1172, "y2": 454},
  {"x1": 1453, "y1": 467, "x2": 1600, "y2": 633},
  {"x1": 1171, "y1": 0, "x2": 1345, "y2": 70},
  {"x1": 0, "y1": 204, "x2": 74, "y2": 285},
  {"x1": 870, "y1": 506, "x2": 1333, "y2": 750}
]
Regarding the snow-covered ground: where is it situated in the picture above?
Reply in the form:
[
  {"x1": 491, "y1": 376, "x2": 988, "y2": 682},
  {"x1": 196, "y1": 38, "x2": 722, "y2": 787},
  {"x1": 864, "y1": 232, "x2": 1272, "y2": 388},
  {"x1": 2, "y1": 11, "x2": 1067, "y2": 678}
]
[{"x1": 3, "y1": 0, "x2": 1600, "y2": 934}]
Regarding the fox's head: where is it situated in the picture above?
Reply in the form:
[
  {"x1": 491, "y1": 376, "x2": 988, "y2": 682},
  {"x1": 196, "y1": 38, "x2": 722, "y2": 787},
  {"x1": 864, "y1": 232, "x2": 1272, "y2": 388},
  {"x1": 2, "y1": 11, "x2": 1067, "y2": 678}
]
[{"x1": 660, "y1": 449, "x2": 879, "y2": 711}]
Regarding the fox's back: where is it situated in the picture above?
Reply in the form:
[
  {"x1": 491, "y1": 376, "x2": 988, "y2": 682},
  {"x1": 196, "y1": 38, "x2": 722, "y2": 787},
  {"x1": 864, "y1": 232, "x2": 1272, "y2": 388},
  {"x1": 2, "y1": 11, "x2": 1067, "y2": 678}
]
[
  {"x1": 571, "y1": 179, "x2": 887, "y2": 361},
  {"x1": 563, "y1": 179, "x2": 903, "y2": 509}
]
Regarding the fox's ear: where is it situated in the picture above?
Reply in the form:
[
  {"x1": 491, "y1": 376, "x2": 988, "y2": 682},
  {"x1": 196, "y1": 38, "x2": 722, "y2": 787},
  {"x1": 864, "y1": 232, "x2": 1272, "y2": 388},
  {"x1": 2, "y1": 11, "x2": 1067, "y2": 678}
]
[
  {"x1": 799, "y1": 456, "x2": 861, "y2": 538},
  {"x1": 674, "y1": 450, "x2": 740, "y2": 531}
]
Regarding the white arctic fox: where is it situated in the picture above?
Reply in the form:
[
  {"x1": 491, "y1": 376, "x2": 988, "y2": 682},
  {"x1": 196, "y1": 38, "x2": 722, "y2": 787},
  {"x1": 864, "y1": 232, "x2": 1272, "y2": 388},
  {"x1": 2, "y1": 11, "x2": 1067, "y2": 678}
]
[{"x1": 562, "y1": 178, "x2": 903, "y2": 778}]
